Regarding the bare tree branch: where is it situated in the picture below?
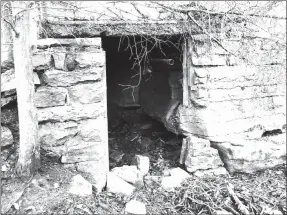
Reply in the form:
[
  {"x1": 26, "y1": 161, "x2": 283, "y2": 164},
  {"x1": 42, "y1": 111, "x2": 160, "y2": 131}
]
[{"x1": 3, "y1": 18, "x2": 19, "y2": 37}]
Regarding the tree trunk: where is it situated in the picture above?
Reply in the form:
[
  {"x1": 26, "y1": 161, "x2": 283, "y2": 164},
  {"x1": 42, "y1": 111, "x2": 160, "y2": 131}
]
[
  {"x1": 1, "y1": 1, "x2": 13, "y2": 65},
  {"x1": 12, "y1": 2, "x2": 40, "y2": 177}
]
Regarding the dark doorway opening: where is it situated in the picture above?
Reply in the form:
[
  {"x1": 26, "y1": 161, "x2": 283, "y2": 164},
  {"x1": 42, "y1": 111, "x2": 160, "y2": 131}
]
[{"x1": 102, "y1": 36, "x2": 184, "y2": 174}]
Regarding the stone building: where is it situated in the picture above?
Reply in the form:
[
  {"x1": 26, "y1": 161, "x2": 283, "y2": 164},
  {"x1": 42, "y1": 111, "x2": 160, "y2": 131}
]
[{"x1": 1, "y1": 2, "x2": 286, "y2": 192}]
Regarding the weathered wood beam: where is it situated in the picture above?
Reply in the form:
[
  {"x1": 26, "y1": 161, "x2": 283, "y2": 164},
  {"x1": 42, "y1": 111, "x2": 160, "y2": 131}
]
[
  {"x1": 13, "y1": 2, "x2": 40, "y2": 177},
  {"x1": 41, "y1": 20, "x2": 200, "y2": 37}
]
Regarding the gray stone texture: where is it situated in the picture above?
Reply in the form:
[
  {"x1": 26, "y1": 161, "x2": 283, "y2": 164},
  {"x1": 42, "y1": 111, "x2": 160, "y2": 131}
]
[{"x1": 33, "y1": 38, "x2": 108, "y2": 192}]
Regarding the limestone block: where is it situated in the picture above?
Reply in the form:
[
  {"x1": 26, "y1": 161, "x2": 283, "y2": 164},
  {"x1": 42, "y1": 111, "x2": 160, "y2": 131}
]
[
  {"x1": 191, "y1": 53, "x2": 228, "y2": 66},
  {"x1": 131, "y1": 154, "x2": 150, "y2": 176},
  {"x1": 35, "y1": 86, "x2": 68, "y2": 107},
  {"x1": 111, "y1": 165, "x2": 143, "y2": 185},
  {"x1": 36, "y1": 38, "x2": 102, "y2": 49},
  {"x1": 41, "y1": 145, "x2": 65, "y2": 159},
  {"x1": 177, "y1": 98, "x2": 286, "y2": 140},
  {"x1": 61, "y1": 138, "x2": 105, "y2": 163},
  {"x1": 1, "y1": 126, "x2": 13, "y2": 147},
  {"x1": 107, "y1": 172, "x2": 135, "y2": 196},
  {"x1": 180, "y1": 136, "x2": 224, "y2": 173},
  {"x1": 76, "y1": 160, "x2": 108, "y2": 193},
  {"x1": 68, "y1": 82, "x2": 104, "y2": 104},
  {"x1": 32, "y1": 52, "x2": 53, "y2": 70},
  {"x1": 211, "y1": 133, "x2": 286, "y2": 173},
  {"x1": 76, "y1": 52, "x2": 105, "y2": 68},
  {"x1": 77, "y1": 117, "x2": 107, "y2": 142},
  {"x1": 52, "y1": 52, "x2": 66, "y2": 70},
  {"x1": 161, "y1": 168, "x2": 190, "y2": 191},
  {"x1": 209, "y1": 85, "x2": 286, "y2": 102},
  {"x1": 37, "y1": 103, "x2": 104, "y2": 122},
  {"x1": 203, "y1": 65, "x2": 286, "y2": 90},
  {"x1": 42, "y1": 67, "x2": 103, "y2": 87},
  {"x1": 39, "y1": 121, "x2": 78, "y2": 147},
  {"x1": 125, "y1": 200, "x2": 146, "y2": 215}
]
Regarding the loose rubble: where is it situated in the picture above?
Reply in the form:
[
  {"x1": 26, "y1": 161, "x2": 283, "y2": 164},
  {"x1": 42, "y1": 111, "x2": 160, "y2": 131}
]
[
  {"x1": 125, "y1": 200, "x2": 146, "y2": 215},
  {"x1": 69, "y1": 174, "x2": 92, "y2": 196},
  {"x1": 106, "y1": 172, "x2": 135, "y2": 196},
  {"x1": 161, "y1": 167, "x2": 190, "y2": 191},
  {"x1": 131, "y1": 154, "x2": 150, "y2": 175},
  {"x1": 111, "y1": 165, "x2": 143, "y2": 185}
]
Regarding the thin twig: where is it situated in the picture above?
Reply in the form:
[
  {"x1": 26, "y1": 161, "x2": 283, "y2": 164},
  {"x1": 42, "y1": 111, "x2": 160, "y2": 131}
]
[{"x1": 3, "y1": 18, "x2": 19, "y2": 38}]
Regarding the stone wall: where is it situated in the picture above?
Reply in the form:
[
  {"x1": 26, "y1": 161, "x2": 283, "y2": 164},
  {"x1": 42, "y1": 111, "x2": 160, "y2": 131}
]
[
  {"x1": 139, "y1": 36, "x2": 286, "y2": 174},
  {"x1": 33, "y1": 38, "x2": 108, "y2": 192}
]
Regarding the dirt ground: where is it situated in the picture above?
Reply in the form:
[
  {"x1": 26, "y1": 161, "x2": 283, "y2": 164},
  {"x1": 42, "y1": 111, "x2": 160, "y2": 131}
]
[{"x1": 2, "y1": 108, "x2": 286, "y2": 215}]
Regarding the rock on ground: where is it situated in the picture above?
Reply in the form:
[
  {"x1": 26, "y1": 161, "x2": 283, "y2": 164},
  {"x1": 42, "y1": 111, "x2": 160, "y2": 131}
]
[
  {"x1": 211, "y1": 133, "x2": 286, "y2": 174},
  {"x1": 68, "y1": 174, "x2": 92, "y2": 196},
  {"x1": 125, "y1": 200, "x2": 146, "y2": 215},
  {"x1": 1, "y1": 126, "x2": 14, "y2": 147},
  {"x1": 131, "y1": 154, "x2": 150, "y2": 175},
  {"x1": 106, "y1": 172, "x2": 135, "y2": 196},
  {"x1": 111, "y1": 165, "x2": 143, "y2": 185},
  {"x1": 161, "y1": 168, "x2": 190, "y2": 191}
]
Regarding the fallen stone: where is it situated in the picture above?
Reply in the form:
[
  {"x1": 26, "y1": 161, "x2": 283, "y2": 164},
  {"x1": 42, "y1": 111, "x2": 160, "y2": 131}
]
[
  {"x1": 125, "y1": 200, "x2": 146, "y2": 215},
  {"x1": 161, "y1": 168, "x2": 190, "y2": 191},
  {"x1": 111, "y1": 165, "x2": 143, "y2": 185},
  {"x1": 1, "y1": 126, "x2": 13, "y2": 148},
  {"x1": 69, "y1": 174, "x2": 92, "y2": 196},
  {"x1": 131, "y1": 154, "x2": 150, "y2": 175},
  {"x1": 211, "y1": 133, "x2": 287, "y2": 173},
  {"x1": 107, "y1": 172, "x2": 135, "y2": 196},
  {"x1": 76, "y1": 160, "x2": 109, "y2": 193},
  {"x1": 169, "y1": 167, "x2": 190, "y2": 178},
  {"x1": 109, "y1": 150, "x2": 125, "y2": 163},
  {"x1": 161, "y1": 176, "x2": 182, "y2": 191}
]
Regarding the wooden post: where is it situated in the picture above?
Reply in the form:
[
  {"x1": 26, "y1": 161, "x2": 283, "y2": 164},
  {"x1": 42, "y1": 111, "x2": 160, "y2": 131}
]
[
  {"x1": 13, "y1": 2, "x2": 40, "y2": 177},
  {"x1": 182, "y1": 37, "x2": 193, "y2": 106},
  {"x1": 1, "y1": 1, "x2": 14, "y2": 64}
]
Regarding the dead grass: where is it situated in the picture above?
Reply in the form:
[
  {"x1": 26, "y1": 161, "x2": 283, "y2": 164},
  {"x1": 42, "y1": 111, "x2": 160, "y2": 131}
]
[{"x1": 4, "y1": 153, "x2": 286, "y2": 215}]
